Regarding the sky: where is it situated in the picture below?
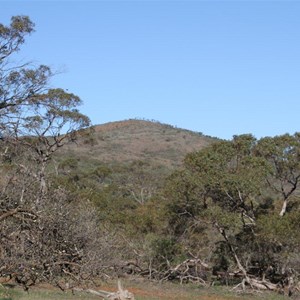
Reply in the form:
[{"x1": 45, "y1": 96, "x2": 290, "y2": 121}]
[{"x1": 1, "y1": 0, "x2": 300, "y2": 140}]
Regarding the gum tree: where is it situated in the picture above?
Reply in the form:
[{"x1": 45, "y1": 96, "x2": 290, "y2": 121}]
[
  {"x1": 0, "y1": 16, "x2": 94, "y2": 287},
  {"x1": 0, "y1": 16, "x2": 90, "y2": 204},
  {"x1": 163, "y1": 134, "x2": 300, "y2": 290}
]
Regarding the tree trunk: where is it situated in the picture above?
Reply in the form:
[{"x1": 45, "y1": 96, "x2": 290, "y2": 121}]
[{"x1": 36, "y1": 160, "x2": 48, "y2": 205}]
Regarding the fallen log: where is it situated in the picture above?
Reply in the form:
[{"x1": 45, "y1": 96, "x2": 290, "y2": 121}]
[
  {"x1": 159, "y1": 258, "x2": 209, "y2": 284},
  {"x1": 74, "y1": 280, "x2": 135, "y2": 300}
]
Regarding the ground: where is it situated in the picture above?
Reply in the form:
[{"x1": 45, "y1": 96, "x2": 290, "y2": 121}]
[{"x1": 0, "y1": 279, "x2": 288, "y2": 300}]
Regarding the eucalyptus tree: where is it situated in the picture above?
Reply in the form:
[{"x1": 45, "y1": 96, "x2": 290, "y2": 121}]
[
  {"x1": 0, "y1": 16, "x2": 97, "y2": 287},
  {"x1": 163, "y1": 133, "x2": 300, "y2": 291},
  {"x1": 0, "y1": 16, "x2": 90, "y2": 204}
]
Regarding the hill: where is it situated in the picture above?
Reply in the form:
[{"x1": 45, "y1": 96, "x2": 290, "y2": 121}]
[{"x1": 61, "y1": 119, "x2": 217, "y2": 168}]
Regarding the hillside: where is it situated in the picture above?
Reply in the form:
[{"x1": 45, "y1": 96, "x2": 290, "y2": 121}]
[{"x1": 61, "y1": 119, "x2": 217, "y2": 168}]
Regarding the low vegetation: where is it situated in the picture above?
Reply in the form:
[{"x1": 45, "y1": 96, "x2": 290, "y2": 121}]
[{"x1": 0, "y1": 280, "x2": 289, "y2": 300}]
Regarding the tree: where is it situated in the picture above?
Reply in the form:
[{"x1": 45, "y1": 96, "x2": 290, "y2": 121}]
[
  {"x1": 0, "y1": 16, "x2": 47, "y2": 115},
  {"x1": 162, "y1": 134, "x2": 300, "y2": 291},
  {"x1": 0, "y1": 16, "x2": 97, "y2": 287},
  {"x1": 0, "y1": 16, "x2": 90, "y2": 204}
]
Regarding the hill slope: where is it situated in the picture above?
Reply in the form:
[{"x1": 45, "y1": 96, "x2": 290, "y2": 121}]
[{"x1": 62, "y1": 119, "x2": 217, "y2": 168}]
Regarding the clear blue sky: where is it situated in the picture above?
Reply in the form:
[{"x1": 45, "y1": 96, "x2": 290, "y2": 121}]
[{"x1": 1, "y1": 1, "x2": 300, "y2": 139}]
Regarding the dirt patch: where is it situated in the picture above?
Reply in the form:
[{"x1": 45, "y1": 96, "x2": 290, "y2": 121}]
[{"x1": 97, "y1": 281, "x2": 252, "y2": 300}]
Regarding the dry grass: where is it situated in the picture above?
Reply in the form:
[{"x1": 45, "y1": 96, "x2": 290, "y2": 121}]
[
  {"x1": 0, "y1": 279, "x2": 288, "y2": 300},
  {"x1": 104, "y1": 280, "x2": 286, "y2": 300},
  {"x1": 61, "y1": 119, "x2": 216, "y2": 168}
]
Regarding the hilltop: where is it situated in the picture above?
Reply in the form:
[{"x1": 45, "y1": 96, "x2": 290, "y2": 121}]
[{"x1": 61, "y1": 119, "x2": 217, "y2": 168}]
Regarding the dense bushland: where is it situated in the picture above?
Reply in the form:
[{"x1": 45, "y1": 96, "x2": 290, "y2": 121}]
[{"x1": 54, "y1": 132, "x2": 300, "y2": 295}]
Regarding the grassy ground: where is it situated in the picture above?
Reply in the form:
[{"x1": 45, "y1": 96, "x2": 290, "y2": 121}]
[{"x1": 0, "y1": 280, "x2": 288, "y2": 300}]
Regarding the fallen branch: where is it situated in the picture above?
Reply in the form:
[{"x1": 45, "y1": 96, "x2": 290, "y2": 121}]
[
  {"x1": 214, "y1": 222, "x2": 280, "y2": 292},
  {"x1": 160, "y1": 258, "x2": 209, "y2": 284},
  {"x1": 74, "y1": 280, "x2": 135, "y2": 300}
]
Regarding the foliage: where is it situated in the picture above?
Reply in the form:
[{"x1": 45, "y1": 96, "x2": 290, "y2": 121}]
[
  {"x1": 159, "y1": 133, "x2": 300, "y2": 292},
  {"x1": 50, "y1": 126, "x2": 300, "y2": 294}
]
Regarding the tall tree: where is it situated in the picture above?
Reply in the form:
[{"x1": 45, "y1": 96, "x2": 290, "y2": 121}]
[
  {"x1": 0, "y1": 16, "x2": 96, "y2": 287},
  {"x1": 163, "y1": 134, "x2": 300, "y2": 290},
  {"x1": 0, "y1": 16, "x2": 90, "y2": 203}
]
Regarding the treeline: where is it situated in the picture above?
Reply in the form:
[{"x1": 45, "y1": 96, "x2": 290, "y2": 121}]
[{"x1": 1, "y1": 16, "x2": 300, "y2": 296}]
